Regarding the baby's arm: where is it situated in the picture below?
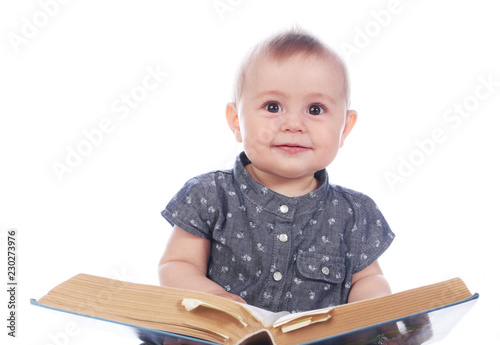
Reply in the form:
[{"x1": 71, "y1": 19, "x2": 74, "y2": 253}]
[
  {"x1": 347, "y1": 260, "x2": 391, "y2": 303},
  {"x1": 158, "y1": 226, "x2": 246, "y2": 303}
]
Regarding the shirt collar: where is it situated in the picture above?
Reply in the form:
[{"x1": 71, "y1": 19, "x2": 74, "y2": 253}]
[{"x1": 233, "y1": 152, "x2": 329, "y2": 220}]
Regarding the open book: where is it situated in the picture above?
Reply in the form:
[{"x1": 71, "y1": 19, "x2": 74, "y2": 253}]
[{"x1": 31, "y1": 274, "x2": 478, "y2": 345}]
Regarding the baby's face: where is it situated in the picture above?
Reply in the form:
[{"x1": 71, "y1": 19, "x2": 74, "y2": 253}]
[{"x1": 228, "y1": 53, "x2": 356, "y2": 184}]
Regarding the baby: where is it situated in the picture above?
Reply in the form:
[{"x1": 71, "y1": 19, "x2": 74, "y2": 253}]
[{"x1": 158, "y1": 28, "x2": 395, "y2": 313}]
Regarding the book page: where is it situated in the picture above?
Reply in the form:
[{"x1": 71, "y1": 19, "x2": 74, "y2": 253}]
[
  {"x1": 239, "y1": 304, "x2": 290, "y2": 327},
  {"x1": 182, "y1": 299, "x2": 248, "y2": 327},
  {"x1": 272, "y1": 306, "x2": 334, "y2": 328}
]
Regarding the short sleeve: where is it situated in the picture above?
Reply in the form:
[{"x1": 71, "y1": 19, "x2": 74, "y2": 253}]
[
  {"x1": 161, "y1": 176, "x2": 216, "y2": 240},
  {"x1": 353, "y1": 196, "x2": 395, "y2": 273}
]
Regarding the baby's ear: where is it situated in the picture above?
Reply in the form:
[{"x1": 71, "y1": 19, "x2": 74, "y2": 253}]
[
  {"x1": 340, "y1": 109, "x2": 357, "y2": 148},
  {"x1": 226, "y1": 102, "x2": 242, "y2": 143}
]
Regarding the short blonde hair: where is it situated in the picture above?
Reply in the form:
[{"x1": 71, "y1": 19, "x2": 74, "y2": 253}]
[{"x1": 232, "y1": 28, "x2": 351, "y2": 108}]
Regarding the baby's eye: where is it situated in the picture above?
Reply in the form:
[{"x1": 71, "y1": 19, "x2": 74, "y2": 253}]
[
  {"x1": 307, "y1": 104, "x2": 325, "y2": 115},
  {"x1": 264, "y1": 102, "x2": 283, "y2": 113}
]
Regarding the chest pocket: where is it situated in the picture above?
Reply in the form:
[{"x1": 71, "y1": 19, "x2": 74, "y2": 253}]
[
  {"x1": 296, "y1": 251, "x2": 345, "y2": 284},
  {"x1": 287, "y1": 251, "x2": 346, "y2": 311}
]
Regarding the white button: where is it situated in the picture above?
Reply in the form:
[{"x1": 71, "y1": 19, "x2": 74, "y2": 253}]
[
  {"x1": 273, "y1": 272, "x2": 283, "y2": 281},
  {"x1": 321, "y1": 267, "x2": 330, "y2": 276},
  {"x1": 279, "y1": 205, "x2": 289, "y2": 214},
  {"x1": 278, "y1": 234, "x2": 288, "y2": 242}
]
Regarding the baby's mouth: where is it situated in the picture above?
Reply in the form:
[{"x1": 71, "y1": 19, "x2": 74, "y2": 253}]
[{"x1": 274, "y1": 144, "x2": 311, "y2": 153}]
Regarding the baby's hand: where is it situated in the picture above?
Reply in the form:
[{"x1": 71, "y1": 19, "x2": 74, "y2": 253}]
[{"x1": 208, "y1": 290, "x2": 247, "y2": 304}]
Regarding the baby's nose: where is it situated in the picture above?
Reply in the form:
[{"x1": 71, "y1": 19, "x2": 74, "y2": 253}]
[{"x1": 280, "y1": 111, "x2": 305, "y2": 133}]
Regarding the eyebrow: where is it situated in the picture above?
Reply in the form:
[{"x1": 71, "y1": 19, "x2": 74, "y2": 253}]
[
  {"x1": 306, "y1": 92, "x2": 337, "y2": 104},
  {"x1": 253, "y1": 90, "x2": 337, "y2": 104},
  {"x1": 253, "y1": 90, "x2": 288, "y2": 100}
]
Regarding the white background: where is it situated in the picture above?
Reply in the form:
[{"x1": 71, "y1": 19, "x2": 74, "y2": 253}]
[{"x1": 1, "y1": 0, "x2": 499, "y2": 344}]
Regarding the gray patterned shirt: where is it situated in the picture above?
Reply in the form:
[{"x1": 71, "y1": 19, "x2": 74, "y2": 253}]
[{"x1": 162, "y1": 152, "x2": 394, "y2": 312}]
